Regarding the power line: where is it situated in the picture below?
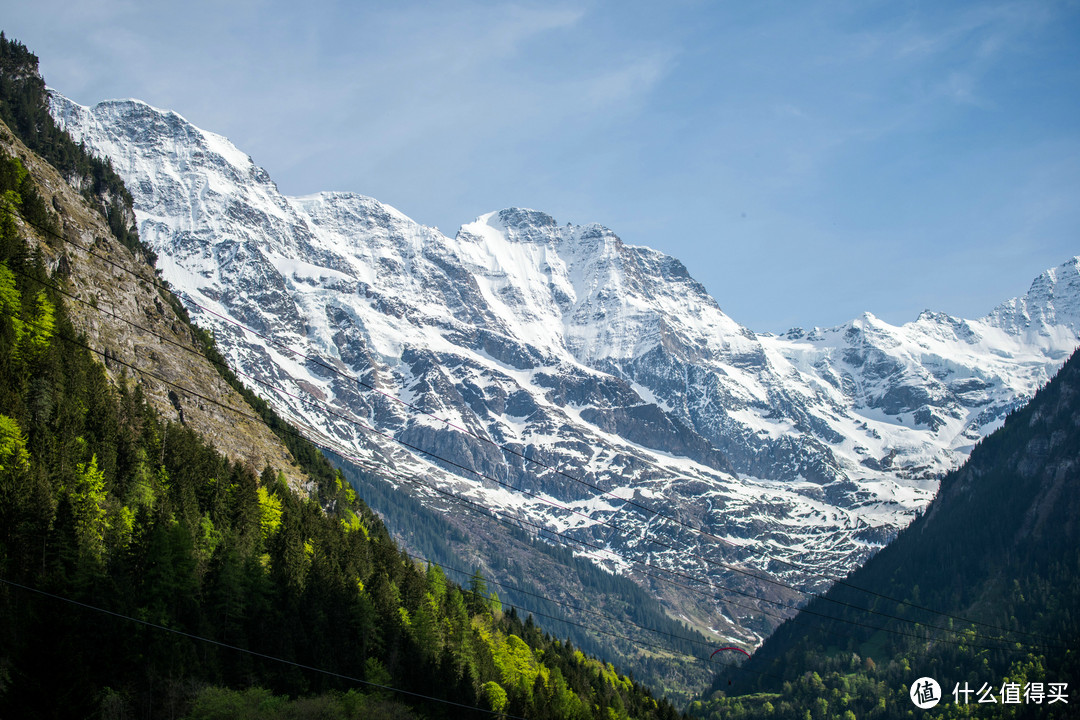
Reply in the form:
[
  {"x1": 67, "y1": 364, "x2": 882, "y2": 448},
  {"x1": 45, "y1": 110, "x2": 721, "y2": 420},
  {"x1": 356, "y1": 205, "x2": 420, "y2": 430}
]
[
  {"x1": 0, "y1": 288, "x2": 773, "y2": 683},
  {"x1": 199, "y1": 334, "x2": 1069, "y2": 650},
  {"x1": 7, "y1": 215, "x2": 1066, "y2": 649},
  {"x1": 22, "y1": 211, "x2": 1055, "y2": 642},
  {"x1": 0, "y1": 294, "x2": 763, "y2": 664},
  {"x1": 238, "y1": 383, "x2": 1044, "y2": 657},
  {"x1": 7, "y1": 302, "x2": 1059, "y2": 665},
  {"x1": 0, "y1": 287, "x2": 780, "y2": 681},
  {"x1": 378, "y1": 459, "x2": 1044, "y2": 654},
  {"x1": 311, "y1": 428, "x2": 1054, "y2": 668},
  {"x1": 0, "y1": 576, "x2": 526, "y2": 720},
  {"x1": 2, "y1": 265, "x2": 1063, "y2": 653}
]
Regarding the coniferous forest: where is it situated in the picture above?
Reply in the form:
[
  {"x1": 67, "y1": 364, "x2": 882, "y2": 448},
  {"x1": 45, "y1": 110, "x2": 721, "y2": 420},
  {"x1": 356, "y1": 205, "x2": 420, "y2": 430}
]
[{"x1": 0, "y1": 33, "x2": 684, "y2": 719}]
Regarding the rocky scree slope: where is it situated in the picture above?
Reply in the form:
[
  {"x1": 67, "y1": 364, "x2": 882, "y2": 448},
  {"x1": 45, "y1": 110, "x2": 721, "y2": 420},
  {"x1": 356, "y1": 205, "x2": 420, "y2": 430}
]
[{"x1": 0, "y1": 116, "x2": 310, "y2": 493}]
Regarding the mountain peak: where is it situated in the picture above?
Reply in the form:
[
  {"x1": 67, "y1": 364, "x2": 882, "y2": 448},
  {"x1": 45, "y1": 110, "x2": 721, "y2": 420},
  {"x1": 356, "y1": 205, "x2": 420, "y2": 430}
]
[
  {"x1": 983, "y1": 254, "x2": 1080, "y2": 338},
  {"x1": 94, "y1": 96, "x2": 183, "y2": 121},
  {"x1": 459, "y1": 207, "x2": 563, "y2": 247},
  {"x1": 496, "y1": 207, "x2": 558, "y2": 229},
  {"x1": 295, "y1": 191, "x2": 415, "y2": 225},
  {"x1": 50, "y1": 92, "x2": 258, "y2": 181}
]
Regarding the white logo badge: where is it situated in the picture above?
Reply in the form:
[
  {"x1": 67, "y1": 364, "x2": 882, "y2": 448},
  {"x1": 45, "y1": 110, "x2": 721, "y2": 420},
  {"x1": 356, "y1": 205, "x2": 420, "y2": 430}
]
[{"x1": 910, "y1": 677, "x2": 942, "y2": 709}]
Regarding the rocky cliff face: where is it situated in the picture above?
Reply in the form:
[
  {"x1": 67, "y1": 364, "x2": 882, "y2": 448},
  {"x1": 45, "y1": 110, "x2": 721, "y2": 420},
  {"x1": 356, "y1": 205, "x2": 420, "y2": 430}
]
[
  {"x1": 51, "y1": 93, "x2": 1080, "y2": 644},
  {"x1": 0, "y1": 116, "x2": 310, "y2": 493}
]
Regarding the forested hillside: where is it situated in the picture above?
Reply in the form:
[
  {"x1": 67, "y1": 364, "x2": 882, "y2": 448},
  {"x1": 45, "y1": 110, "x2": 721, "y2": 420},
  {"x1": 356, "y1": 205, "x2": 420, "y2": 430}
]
[
  {"x1": 0, "y1": 33, "x2": 684, "y2": 719},
  {"x1": 689, "y1": 350, "x2": 1080, "y2": 719},
  {"x1": 329, "y1": 448, "x2": 723, "y2": 702}
]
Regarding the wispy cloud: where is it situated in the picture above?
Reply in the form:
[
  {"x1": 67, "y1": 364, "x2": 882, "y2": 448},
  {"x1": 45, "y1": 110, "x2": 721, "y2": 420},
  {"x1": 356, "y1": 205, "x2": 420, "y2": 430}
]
[{"x1": 4, "y1": 0, "x2": 1077, "y2": 330}]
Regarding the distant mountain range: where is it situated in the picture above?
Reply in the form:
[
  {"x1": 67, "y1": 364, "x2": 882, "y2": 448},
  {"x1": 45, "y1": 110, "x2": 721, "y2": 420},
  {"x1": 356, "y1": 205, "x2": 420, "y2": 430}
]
[{"x1": 51, "y1": 93, "x2": 1080, "y2": 648}]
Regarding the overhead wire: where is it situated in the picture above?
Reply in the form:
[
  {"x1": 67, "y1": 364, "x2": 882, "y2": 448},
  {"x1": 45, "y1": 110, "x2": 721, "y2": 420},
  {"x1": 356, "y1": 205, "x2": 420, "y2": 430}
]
[
  {"x1": 0, "y1": 286, "x2": 764, "y2": 668},
  {"x1": 0, "y1": 278, "x2": 1034, "y2": 656},
  {"x1": 0, "y1": 577, "x2": 527, "y2": 720},
  {"x1": 1, "y1": 215, "x2": 1010, "y2": 627},
  {"x1": 3, "y1": 300, "x2": 1058, "y2": 672},
  {"x1": 0, "y1": 289, "x2": 784, "y2": 682},
  {"x1": 2, "y1": 253, "x2": 1064, "y2": 653},
  {"x1": 47, "y1": 213, "x2": 1048, "y2": 643},
  {"x1": 8, "y1": 214, "x2": 1065, "y2": 649},
  {"x1": 1, "y1": 249, "x2": 768, "y2": 681}
]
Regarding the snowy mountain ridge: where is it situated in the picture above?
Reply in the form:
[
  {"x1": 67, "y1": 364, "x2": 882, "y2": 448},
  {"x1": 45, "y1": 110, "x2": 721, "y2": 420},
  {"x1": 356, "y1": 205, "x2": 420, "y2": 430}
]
[{"x1": 51, "y1": 93, "x2": 1080, "y2": 644}]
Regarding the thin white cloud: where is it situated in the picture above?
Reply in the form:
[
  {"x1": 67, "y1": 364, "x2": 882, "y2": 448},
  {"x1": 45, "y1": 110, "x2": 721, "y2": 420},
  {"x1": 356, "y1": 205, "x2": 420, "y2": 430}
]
[
  {"x1": 354, "y1": 3, "x2": 586, "y2": 76},
  {"x1": 4, "y1": 0, "x2": 1076, "y2": 331},
  {"x1": 569, "y1": 52, "x2": 673, "y2": 113}
]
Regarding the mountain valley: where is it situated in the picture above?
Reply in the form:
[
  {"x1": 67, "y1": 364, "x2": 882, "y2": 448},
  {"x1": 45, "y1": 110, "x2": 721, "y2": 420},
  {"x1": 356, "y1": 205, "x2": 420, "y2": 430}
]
[{"x1": 50, "y1": 93, "x2": 1080, "y2": 664}]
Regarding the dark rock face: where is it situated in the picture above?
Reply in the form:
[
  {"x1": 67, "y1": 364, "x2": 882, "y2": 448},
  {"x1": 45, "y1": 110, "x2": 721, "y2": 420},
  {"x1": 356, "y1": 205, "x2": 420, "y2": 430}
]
[
  {"x1": 498, "y1": 207, "x2": 557, "y2": 230},
  {"x1": 580, "y1": 404, "x2": 733, "y2": 473},
  {"x1": 533, "y1": 370, "x2": 641, "y2": 408}
]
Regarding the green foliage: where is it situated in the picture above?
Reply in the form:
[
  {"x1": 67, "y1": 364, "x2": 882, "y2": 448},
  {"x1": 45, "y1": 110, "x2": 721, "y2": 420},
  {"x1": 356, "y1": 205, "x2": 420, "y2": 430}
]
[
  {"x1": 328, "y1": 446, "x2": 714, "y2": 705},
  {"x1": 476, "y1": 618, "x2": 548, "y2": 699},
  {"x1": 22, "y1": 289, "x2": 53, "y2": 359},
  {"x1": 67, "y1": 454, "x2": 109, "y2": 562},
  {"x1": 0, "y1": 261, "x2": 23, "y2": 357},
  {"x1": 0, "y1": 413, "x2": 28, "y2": 472},
  {"x1": 185, "y1": 686, "x2": 417, "y2": 720},
  {"x1": 482, "y1": 680, "x2": 509, "y2": 714},
  {"x1": 0, "y1": 144, "x2": 55, "y2": 237},
  {"x1": 256, "y1": 484, "x2": 283, "y2": 541},
  {"x1": 0, "y1": 262, "x2": 18, "y2": 316}
]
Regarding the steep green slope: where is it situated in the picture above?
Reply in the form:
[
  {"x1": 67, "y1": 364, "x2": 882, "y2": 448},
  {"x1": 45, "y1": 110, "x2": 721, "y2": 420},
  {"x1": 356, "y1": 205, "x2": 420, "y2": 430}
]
[
  {"x1": 0, "y1": 34, "x2": 684, "y2": 719},
  {"x1": 691, "y1": 349, "x2": 1080, "y2": 719},
  {"x1": 329, "y1": 449, "x2": 719, "y2": 705}
]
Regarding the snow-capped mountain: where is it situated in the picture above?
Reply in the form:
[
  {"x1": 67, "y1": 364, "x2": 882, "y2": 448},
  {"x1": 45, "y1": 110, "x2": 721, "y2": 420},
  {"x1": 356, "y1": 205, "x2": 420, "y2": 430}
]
[{"x1": 51, "y1": 93, "x2": 1080, "y2": 644}]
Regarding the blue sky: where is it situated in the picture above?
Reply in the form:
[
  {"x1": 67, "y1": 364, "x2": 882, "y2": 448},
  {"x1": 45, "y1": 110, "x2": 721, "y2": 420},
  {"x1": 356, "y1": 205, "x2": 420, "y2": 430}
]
[{"x1": 4, "y1": 0, "x2": 1079, "y2": 332}]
